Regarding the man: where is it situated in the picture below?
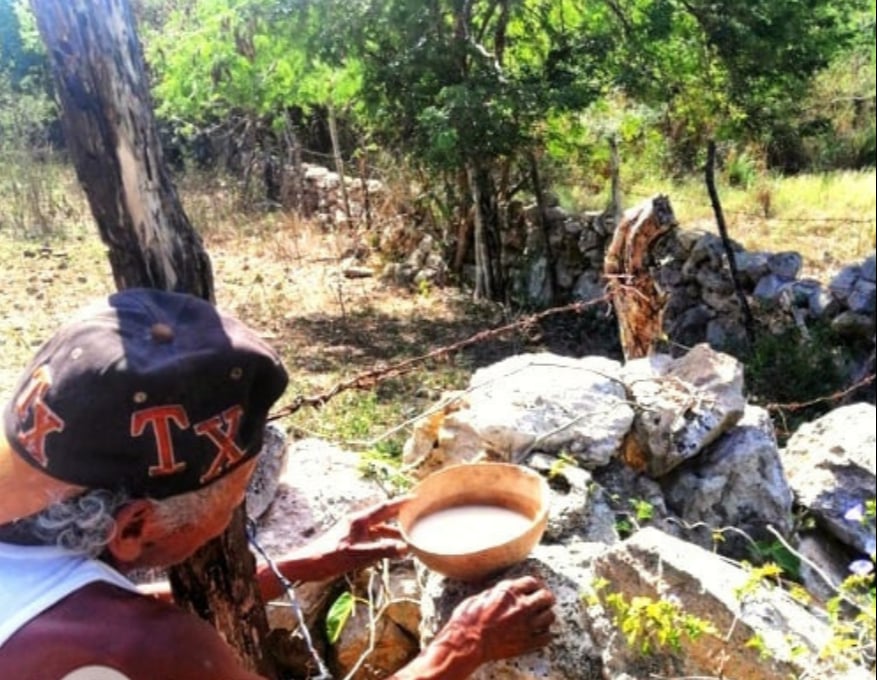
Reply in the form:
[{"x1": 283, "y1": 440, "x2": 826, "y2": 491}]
[{"x1": 0, "y1": 288, "x2": 556, "y2": 680}]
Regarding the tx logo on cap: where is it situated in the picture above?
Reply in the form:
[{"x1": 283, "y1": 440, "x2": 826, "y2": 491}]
[
  {"x1": 13, "y1": 366, "x2": 248, "y2": 487},
  {"x1": 132, "y1": 404, "x2": 246, "y2": 483},
  {"x1": 13, "y1": 366, "x2": 64, "y2": 467}
]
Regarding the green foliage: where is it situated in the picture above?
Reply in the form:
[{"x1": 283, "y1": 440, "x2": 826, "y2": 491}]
[
  {"x1": 358, "y1": 441, "x2": 412, "y2": 497},
  {"x1": 604, "y1": 591, "x2": 718, "y2": 655},
  {"x1": 325, "y1": 590, "x2": 356, "y2": 644},
  {"x1": 0, "y1": 1, "x2": 53, "y2": 152},
  {"x1": 348, "y1": 0, "x2": 600, "y2": 173},
  {"x1": 798, "y1": 19, "x2": 876, "y2": 170},
  {"x1": 144, "y1": 0, "x2": 362, "y2": 127},
  {"x1": 822, "y1": 570, "x2": 876, "y2": 667},
  {"x1": 725, "y1": 149, "x2": 762, "y2": 189},
  {"x1": 0, "y1": 6, "x2": 68, "y2": 239},
  {"x1": 733, "y1": 550, "x2": 876, "y2": 670},
  {"x1": 629, "y1": 498, "x2": 655, "y2": 523},
  {"x1": 749, "y1": 540, "x2": 802, "y2": 581},
  {"x1": 0, "y1": 0, "x2": 45, "y2": 87},
  {"x1": 741, "y1": 322, "x2": 851, "y2": 439},
  {"x1": 548, "y1": 451, "x2": 578, "y2": 480},
  {"x1": 611, "y1": 494, "x2": 656, "y2": 539}
]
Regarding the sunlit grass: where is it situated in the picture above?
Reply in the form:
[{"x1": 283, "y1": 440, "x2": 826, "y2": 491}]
[{"x1": 575, "y1": 168, "x2": 876, "y2": 279}]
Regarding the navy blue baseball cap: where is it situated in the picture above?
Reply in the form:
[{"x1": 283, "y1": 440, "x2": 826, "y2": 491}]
[{"x1": 1, "y1": 288, "x2": 288, "y2": 523}]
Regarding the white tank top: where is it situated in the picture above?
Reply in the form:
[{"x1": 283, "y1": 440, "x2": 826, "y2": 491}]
[{"x1": 0, "y1": 541, "x2": 138, "y2": 647}]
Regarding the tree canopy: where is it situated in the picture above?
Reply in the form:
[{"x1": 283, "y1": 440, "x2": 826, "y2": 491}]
[{"x1": 3, "y1": 0, "x2": 874, "y2": 298}]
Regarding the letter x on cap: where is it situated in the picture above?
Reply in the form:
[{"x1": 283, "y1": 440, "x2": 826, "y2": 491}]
[{"x1": 0, "y1": 288, "x2": 288, "y2": 524}]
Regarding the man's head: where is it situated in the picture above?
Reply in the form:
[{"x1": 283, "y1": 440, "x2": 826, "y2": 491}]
[{"x1": 0, "y1": 288, "x2": 289, "y2": 528}]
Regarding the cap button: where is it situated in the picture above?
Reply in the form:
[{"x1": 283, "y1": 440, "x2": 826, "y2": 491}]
[{"x1": 150, "y1": 322, "x2": 175, "y2": 344}]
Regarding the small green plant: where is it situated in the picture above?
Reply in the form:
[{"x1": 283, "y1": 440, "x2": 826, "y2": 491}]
[
  {"x1": 325, "y1": 590, "x2": 356, "y2": 644},
  {"x1": 820, "y1": 569, "x2": 876, "y2": 666},
  {"x1": 745, "y1": 632, "x2": 772, "y2": 660},
  {"x1": 750, "y1": 539, "x2": 802, "y2": 580},
  {"x1": 612, "y1": 496, "x2": 655, "y2": 539},
  {"x1": 548, "y1": 451, "x2": 578, "y2": 479},
  {"x1": 725, "y1": 149, "x2": 760, "y2": 189},
  {"x1": 630, "y1": 498, "x2": 655, "y2": 523},
  {"x1": 603, "y1": 591, "x2": 718, "y2": 655},
  {"x1": 741, "y1": 322, "x2": 851, "y2": 441},
  {"x1": 819, "y1": 499, "x2": 876, "y2": 668},
  {"x1": 733, "y1": 561, "x2": 785, "y2": 602},
  {"x1": 357, "y1": 442, "x2": 412, "y2": 496}
]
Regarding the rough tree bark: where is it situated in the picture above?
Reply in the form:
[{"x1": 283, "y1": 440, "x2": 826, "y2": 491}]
[
  {"x1": 603, "y1": 195, "x2": 678, "y2": 360},
  {"x1": 29, "y1": 1, "x2": 276, "y2": 676},
  {"x1": 468, "y1": 161, "x2": 495, "y2": 300}
]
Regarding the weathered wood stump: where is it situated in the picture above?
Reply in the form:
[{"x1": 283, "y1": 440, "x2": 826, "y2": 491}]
[{"x1": 603, "y1": 195, "x2": 678, "y2": 361}]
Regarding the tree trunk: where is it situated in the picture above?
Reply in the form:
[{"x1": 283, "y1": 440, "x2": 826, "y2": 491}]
[
  {"x1": 467, "y1": 161, "x2": 504, "y2": 301},
  {"x1": 30, "y1": 1, "x2": 275, "y2": 676},
  {"x1": 527, "y1": 151, "x2": 556, "y2": 305},
  {"x1": 31, "y1": 0, "x2": 213, "y2": 298},
  {"x1": 603, "y1": 195, "x2": 677, "y2": 360},
  {"x1": 328, "y1": 103, "x2": 352, "y2": 226},
  {"x1": 468, "y1": 162, "x2": 494, "y2": 300}
]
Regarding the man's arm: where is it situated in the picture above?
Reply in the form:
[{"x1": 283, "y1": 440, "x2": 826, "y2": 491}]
[
  {"x1": 257, "y1": 497, "x2": 409, "y2": 599},
  {"x1": 140, "y1": 498, "x2": 409, "y2": 602},
  {"x1": 134, "y1": 575, "x2": 555, "y2": 680},
  {"x1": 390, "y1": 575, "x2": 556, "y2": 680}
]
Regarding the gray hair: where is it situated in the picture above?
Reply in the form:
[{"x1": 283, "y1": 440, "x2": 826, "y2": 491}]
[
  {"x1": 2, "y1": 475, "x2": 241, "y2": 558},
  {"x1": 5, "y1": 488, "x2": 131, "y2": 557}
]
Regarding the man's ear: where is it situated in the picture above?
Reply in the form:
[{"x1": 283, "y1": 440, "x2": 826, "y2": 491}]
[{"x1": 106, "y1": 499, "x2": 155, "y2": 565}]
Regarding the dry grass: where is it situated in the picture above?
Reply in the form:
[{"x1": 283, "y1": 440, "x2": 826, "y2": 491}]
[
  {"x1": 627, "y1": 169, "x2": 876, "y2": 280},
  {"x1": 1, "y1": 162, "x2": 874, "y2": 453},
  {"x1": 0, "y1": 170, "x2": 520, "y2": 455}
]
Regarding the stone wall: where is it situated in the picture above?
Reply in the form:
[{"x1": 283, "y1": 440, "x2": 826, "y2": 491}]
[
  {"x1": 509, "y1": 197, "x2": 876, "y2": 355},
  {"x1": 292, "y1": 164, "x2": 876, "y2": 382},
  {"x1": 518, "y1": 201, "x2": 875, "y2": 402}
]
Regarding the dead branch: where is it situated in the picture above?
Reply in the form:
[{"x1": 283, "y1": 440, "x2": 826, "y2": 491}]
[{"x1": 604, "y1": 195, "x2": 677, "y2": 360}]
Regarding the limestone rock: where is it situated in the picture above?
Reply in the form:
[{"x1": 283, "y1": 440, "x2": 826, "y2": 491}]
[
  {"x1": 622, "y1": 344, "x2": 746, "y2": 477},
  {"x1": 780, "y1": 403, "x2": 877, "y2": 555},
  {"x1": 403, "y1": 353, "x2": 634, "y2": 472},
  {"x1": 661, "y1": 406, "x2": 794, "y2": 558},
  {"x1": 420, "y1": 541, "x2": 606, "y2": 680},
  {"x1": 590, "y1": 527, "x2": 872, "y2": 680}
]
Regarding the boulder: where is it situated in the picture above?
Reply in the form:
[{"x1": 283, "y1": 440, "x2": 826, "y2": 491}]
[
  {"x1": 622, "y1": 344, "x2": 746, "y2": 477},
  {"x1": 661, "y1": 406, "x2": 794, "y2": 558},
  {"x1": 780, "y1": 403, "x2": 877, "y2": 555}
]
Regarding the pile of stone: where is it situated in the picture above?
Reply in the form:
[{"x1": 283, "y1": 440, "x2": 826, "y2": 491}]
[
  {"x1": 252, "y1": 344, "x2": 875, "y2": 680},
  {"x1": 288, "y1": 163, "x2": 385, "y2": 228}
]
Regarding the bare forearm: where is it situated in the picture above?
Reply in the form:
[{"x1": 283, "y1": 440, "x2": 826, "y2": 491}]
[
  {"x1": 256, "y1": 545, "x2": 350, "y2": 601},
  {"x1": 388, "y1": 624, "x2": 482, "y2": 680},
  {"x1": 138, "y1": 549, "x2": 340, "y2": 603}
]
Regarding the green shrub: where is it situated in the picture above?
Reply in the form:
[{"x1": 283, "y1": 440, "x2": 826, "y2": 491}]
[{"x1": 741, "y1": 322, "x2": 852, "y2": 440}]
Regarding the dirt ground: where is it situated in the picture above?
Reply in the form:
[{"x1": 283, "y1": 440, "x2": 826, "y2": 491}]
[{"x1": 0, "y1": 215, "x2": 618, "y2": 445}]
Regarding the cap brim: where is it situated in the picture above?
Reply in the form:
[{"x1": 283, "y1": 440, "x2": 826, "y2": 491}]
[{"x1": 0, "y1": 431, "x2": 86, "y2": 525}]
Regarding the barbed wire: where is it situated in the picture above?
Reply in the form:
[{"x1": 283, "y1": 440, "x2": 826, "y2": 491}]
[
  {"x1": 623, "y1": 186, "x2": 876, "y2": 225},
  {"x1": 267, "y1": 296, "x2": 611, "y2": 421},
  {"x1": 764, "y1": 372, "x2": 876, "y2": 413},
  {"x1": 268, "y1": 293, "x2": 874, "y2": 426}
]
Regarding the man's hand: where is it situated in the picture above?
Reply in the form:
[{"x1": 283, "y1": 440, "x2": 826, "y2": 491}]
[
  {"x1": 390, "y1": 575, "x2": 556, "y2": 680},
  {"x1": 259, "y1": 497, "x2": 410, "y2": 597},
  {"x1": 310, "y1": 497, "x2": 410, "y2": 575},
  {"x1": 446, "y1": 575, "x2": 556, "y2": 663}
]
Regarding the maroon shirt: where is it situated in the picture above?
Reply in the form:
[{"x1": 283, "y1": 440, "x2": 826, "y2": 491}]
[{"x1": 0, "y1": 582, "x2": 263, "y2": 680}]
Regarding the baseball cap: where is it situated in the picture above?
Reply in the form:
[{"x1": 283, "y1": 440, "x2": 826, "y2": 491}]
[{"x1": 0, "y1": 288, "x2": 288, "y2": 524}]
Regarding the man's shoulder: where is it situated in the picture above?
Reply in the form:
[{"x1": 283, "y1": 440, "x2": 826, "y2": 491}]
[{"x1": 1, "y1": 582, "x2": 261, "y2": 680}]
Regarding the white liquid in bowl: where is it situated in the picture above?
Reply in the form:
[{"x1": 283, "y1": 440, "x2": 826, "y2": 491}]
[{"x1": 408, "y1": 504, "x2": 533, "y2": 554}]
